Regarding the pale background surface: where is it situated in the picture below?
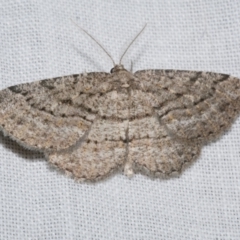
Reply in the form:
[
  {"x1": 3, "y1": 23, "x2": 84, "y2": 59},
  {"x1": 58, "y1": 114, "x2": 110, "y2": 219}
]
[{"x1": 0, "y1": 1, "x2": 240, "y2": 239}]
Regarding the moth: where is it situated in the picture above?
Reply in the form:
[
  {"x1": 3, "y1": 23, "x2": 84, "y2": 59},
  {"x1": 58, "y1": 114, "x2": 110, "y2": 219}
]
[{"x1": 1, "y1": 24, "x2": 240, "y2": 181}]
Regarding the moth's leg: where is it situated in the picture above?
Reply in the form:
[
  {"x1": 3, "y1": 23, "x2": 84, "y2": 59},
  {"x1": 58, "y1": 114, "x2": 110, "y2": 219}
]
[{"x1": 130, "y1": 61, "x2": 133, "y2": 73}]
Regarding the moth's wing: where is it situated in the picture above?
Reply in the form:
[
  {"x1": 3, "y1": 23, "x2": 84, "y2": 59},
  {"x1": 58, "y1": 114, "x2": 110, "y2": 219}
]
[
  {"x1": 130, "y1": 70, "x2": 240, "y2": 175},
  {"x1": 48, "y1": 139, "x2": 127, "y2": 181},
  {"x1": 47, "y1": 79, "x2": 130, "y2": 181},
  {"x1": 0, "y1": 72, "x2": 109, "y2": 152},
  {"x1": 135, "y1": 70, "x2": 240, "y2": 142}
]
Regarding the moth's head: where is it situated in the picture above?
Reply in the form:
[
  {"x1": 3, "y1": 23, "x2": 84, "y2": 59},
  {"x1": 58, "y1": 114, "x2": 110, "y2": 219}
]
[{"x1": 110, "y1": 64, "x2": 126, "y2": 73}]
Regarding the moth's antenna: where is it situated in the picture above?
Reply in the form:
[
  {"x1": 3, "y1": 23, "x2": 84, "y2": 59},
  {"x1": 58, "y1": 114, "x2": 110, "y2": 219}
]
[
  {"x1": 71, "y1": 19, "x2": 116, "y2": 66},
  {"x1": 119, "y1": 24, "x2": 147, "y2": 64}
]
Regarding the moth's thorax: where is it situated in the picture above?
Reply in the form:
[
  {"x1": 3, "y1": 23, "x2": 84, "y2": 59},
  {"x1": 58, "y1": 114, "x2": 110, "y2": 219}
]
[
  {"x1": 110, "y1": 64, "x2": 135, "y2": 89},
  {"x1": 96, "y1": 65, "x2": 152, "y2": 120}
]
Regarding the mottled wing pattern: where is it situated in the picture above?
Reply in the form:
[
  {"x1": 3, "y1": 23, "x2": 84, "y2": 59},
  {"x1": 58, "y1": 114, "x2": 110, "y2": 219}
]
[
  {"x1": 1, "y1": 68, "x2": 240, "y2": 181},
  {"x1": 0, "y1": 71, "x2": 130, "y2": 180},
  {"x1": 132, "y1": 70, "x2": 240, "y2": 175},
  {"x1": 0, "y1": 73, "x2": 108, "y2": 152},
  {"x1": 47, "y1": 71, "x2": 131, "y2": 180}
]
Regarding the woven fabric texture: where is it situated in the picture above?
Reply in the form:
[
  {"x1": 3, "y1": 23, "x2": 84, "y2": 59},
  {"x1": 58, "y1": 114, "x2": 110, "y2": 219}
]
[{"x1": 0, "y1": 1, "x2": 240, "y2": 239}]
